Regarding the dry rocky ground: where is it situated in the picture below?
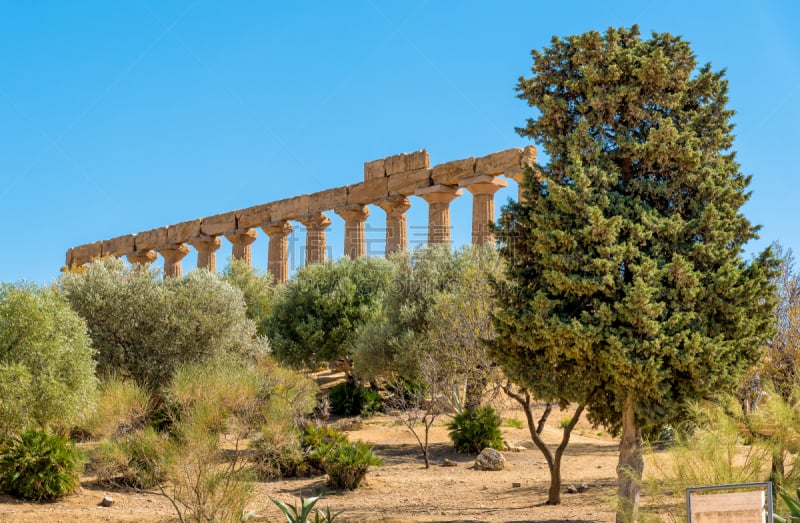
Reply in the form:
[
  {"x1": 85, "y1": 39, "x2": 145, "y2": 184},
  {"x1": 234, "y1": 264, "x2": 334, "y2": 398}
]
[
  {"x1": 0, "y1": 407, "x2": 648, "y2": 523},
  {"x1": 0, "y1": 370, "x2": 683, "y2": 523}
]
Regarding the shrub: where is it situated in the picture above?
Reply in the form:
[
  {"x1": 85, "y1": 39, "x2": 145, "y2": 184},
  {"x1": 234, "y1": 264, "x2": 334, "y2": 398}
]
[
  {"x1": 447, "y1": 406, "x2": 504, "y2": 454},
  {"x1": 503, "y1": 417, "x2": 525, "y2": 429},
  {"x1": 263, "y1": 257, "x2": 394, "y2": 374},
  {"x1": 328, "y1": 382, "x2": 381, "y2": 416},
  {"x1": 93, "y1": 427, "x2": 166, "y2": 489},
  {"x1": 0, "y1": 429, "x2": 83, "y2": 500},
  {"x1": 80, "y1": 375, "x2": 152, "y2": 439},
  {"x1": 320, "y1": 441, "x2": 382, "y2": 490},
  {"x1": 250, "y1": 425, "x2": 307, "y2": 480},
  {"x1": 59, "y1": 259, "x2": 268, "y2": 391},
  {"x1": 0, "y1": 283, "x2": 97, "y2": 436}
]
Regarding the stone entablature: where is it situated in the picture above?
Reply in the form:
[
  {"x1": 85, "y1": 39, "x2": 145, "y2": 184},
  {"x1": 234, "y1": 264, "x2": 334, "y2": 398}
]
[{"x1": 65, "y1": 146, "x2": 536, "y2": 281}]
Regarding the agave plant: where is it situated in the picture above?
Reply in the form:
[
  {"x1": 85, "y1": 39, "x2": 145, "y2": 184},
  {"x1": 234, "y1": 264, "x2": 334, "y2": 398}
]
[
  {"x1": 773, "y1": 487, "x2": 800, "y2": 523},
  {"x1": 271, "y1": 495, "x2": 341, "y2": 523}
]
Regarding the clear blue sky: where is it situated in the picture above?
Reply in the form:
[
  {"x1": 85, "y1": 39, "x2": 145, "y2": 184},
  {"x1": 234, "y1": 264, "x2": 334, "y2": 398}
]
[{"x1": 1, "y1": 1, "x2": 798, "y2": 283}]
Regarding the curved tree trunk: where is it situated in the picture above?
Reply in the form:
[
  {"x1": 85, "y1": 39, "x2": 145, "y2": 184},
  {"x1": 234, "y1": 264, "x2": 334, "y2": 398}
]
[
  {"x1": 616, "y1": 395, "x2": 643, "y2": 523},
  {"x1": 504, "y1": 383, "x2": 584, "y2": 506}
]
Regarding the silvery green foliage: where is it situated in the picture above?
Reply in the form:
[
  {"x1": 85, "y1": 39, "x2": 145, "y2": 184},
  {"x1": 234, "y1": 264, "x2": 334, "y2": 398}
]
[
  {"x1": 59, "y1": 258, "x2": 268, "y2": 390},
  {"x1": 0, "y1": 283, "x2": 97, "y2": 435}
]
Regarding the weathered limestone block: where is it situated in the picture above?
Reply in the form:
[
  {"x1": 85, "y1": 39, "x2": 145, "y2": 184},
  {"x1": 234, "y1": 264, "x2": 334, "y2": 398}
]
[
  {"x1": 504, "y1": 145, "x2": 539, "y2": 203},
  {"x1": 475, "y1": 148, "x2": 522, "y2": 176},
  {"x1": 135, "y1": 227, "x2": 168, "y2": 251},
  {"x1": 102, "y1": 235, "x2": 135, "y2": 258},
  {"x1": 385, "y1": 150, "x2": 429, "y2": 175},
  {"x1": 71, "y1": 241, "x2": 103, "y2": 266},
  {"x1": 309, "y1": 186, "x2": 348, "y2": 214},
  {"x1": 347, "y1": 177, "x2": 388, "y2": 205},
  {"x1": 364, "y1": 158, "x2": 386, "y2": 181},
  {"x1": 200, "y1": 212, "x2": 236, "y2": 236},
  {"x1": 387, "y1": 168, "x2": 431, "y2": 196},
  {"x1": 270, "y1": 194, "x2": 309, "y2": 221},
  {"x1": 236, "y1": 204, "x2": 273, "y2": 230},
  {"x1": 166, "y1": 219, "x2": 201, "y2": 245},
  {"x1": 504, "y1": 145, "x2": 537, "y2": 178},
  {"x1": 431, "y1": 157, "x2": 476, "y2": 186}
]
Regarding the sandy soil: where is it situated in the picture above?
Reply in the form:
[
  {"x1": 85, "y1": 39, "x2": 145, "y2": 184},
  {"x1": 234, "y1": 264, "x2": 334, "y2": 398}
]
[{"x1": 0, "y1": 400, "x2": 640, "y2": 523}]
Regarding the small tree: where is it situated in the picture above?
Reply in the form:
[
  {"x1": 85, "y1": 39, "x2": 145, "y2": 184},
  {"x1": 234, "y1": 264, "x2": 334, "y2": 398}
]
[
  {"x1": 493, "y1": 26, "x2": 777, "y2": 520},
  {"x1": 59, "y1": 258, "x2": 267, "y2": 390},
  {"x1": 0, "y1": 283, "x2": 97, "y2": 436},
  {"x1": 351, "y1": 245, "x2": 463, "y2": 382},
  {"x1": 221, "y1": 259, "x2": 275, "y2": 335},
  {"x1": 263, "y1": 256, "x2": 393, "y2": 377}
]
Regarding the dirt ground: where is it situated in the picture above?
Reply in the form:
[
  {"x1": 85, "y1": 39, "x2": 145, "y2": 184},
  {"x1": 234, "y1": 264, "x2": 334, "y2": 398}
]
[{"x1": 0, "y1": 399, "x2": 648, "y2": 523}]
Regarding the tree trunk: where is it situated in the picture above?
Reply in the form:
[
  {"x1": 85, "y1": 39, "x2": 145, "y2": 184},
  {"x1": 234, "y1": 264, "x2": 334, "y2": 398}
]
[
  {"x1": 464, "y1": 373, "x2": 486, "y2": 412},
  {"x1": 616, "y1": 395, "x2": 643, "y2": 523}
]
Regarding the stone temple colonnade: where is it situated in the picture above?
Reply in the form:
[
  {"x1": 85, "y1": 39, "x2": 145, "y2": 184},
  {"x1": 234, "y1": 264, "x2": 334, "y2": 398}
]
[{"x1": 65, "y1": 146, "x2": 536, "y2": 282}]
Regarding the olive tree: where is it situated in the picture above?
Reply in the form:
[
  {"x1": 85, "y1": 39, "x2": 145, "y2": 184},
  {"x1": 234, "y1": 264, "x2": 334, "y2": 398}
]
[
  {"x1": 59, "y1": 258, "x2": 267, "y2": 390},
  {"x1": 0, "y1": 283, "x2": 97, "y2": 435}
]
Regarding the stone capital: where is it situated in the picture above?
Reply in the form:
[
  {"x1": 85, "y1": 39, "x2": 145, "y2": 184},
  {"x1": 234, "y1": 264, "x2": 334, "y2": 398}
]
[
  {"x1": 376, "y1": 195, "x2": 411, "y2": 217},
  {"x1": 188, "y1": 234, "x2": 222, "y2": 251},
  {"x1": 458, "y1": 175, "x2": 508, "y2": 196},
  {"x1": 157, "y1": 243, "x2": 190, "y2": 261},
  {"x1": 334, "y1": 204, "x2": 370, "y2": 223},
  {"x1": 223, "y1": 228, "x2": 258, "y2": 246},
  {"x1": 414, "y1": 184, "x2": 463, "y2": 204},
  {"x1": 261, "y1": 220, "x2": 293, "y2": 238},
  {"x1": 188, "y1": 234, "x2": 222, "y2": 272},
  {"x1": 126, "y1": 249, "x2": 158, "y2": 265},
  {"x1": 298, "y1": 212, "x2": 332, "y2": 230}
]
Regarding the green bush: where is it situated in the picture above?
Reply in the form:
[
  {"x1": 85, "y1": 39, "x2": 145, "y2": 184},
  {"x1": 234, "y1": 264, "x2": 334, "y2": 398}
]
[
  {"x1": 79, "y1": 375, "x2": 152, "y2": 439},
  {"x1": 0, "y1": 429, "x2": 83, "y2": 500},
  {"x1": 447, "y1": 406, "x2": 504, "y2": 454},
  {"x1": 0, "y1": 283, "x2": 97, "y2": 436},
  {"x1": 320, "y1": 441, "x2": 382, "y2": 490},
  {"x1": 59, "y1": 259, "x2": 268, "y2": 391},
  {"x1": 250, "y1": 425, "x2": 307, "y2": 480},
  {"x1": 328, "y1": 382, "x2": 381, "y2": 416},
  {"x1": 93, "y1": 427, "x2": 166, "y2": 489}
]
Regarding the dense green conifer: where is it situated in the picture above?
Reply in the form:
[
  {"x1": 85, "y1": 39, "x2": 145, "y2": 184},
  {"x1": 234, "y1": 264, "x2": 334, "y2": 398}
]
[{"x1": 490, "y1": 26, "x2": 778, "y2": 520}]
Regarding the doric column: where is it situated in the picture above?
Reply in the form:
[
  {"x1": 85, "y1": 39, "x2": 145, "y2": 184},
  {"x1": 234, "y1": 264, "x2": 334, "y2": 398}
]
[
  {"x1": 157, "y1": 243, "x2": 190, "y2": 278},
  {"x1": 262, "y1": 220, "x2": 293, "y2": 284},
  {"x1": 188, "y1": 234, "x2": 222, "y2": 272},
  {"x1": 459, "y1": 175, "x2": 508, "y2": 245},
  {"x1": 376, "y1": 196, "x2": 411, "y2": 256},
  {"x1": 126, "y1": 249, "x2": 158, "y2": 265},
  {"x1": 224, "y1": 229, "x2": 258, "y2": 267},
  {"x1": 335, "y1": 204, "x2": 369, "y2": 259},
  {"x1": 415, "y1": 185, "x2": 462, "y2": 246},
  {"x1": 505, "y1": 172, "x2": 526, "y2": 203},
  {"x1": 298, "y1": 212, "x2": 332, "y2": 265}
]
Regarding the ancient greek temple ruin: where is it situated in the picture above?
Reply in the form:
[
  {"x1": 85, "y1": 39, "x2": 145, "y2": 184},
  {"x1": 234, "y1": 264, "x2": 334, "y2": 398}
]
[{"x1": 64, "y1": 146, "x2": 536, "y2": 283}]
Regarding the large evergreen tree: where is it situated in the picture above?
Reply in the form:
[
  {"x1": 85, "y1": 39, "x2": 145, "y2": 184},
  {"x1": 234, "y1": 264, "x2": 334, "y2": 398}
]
[{"x1": 490, "y1": 26, "x2": 777, "y2": 521}]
